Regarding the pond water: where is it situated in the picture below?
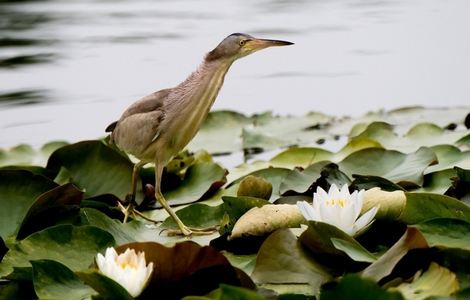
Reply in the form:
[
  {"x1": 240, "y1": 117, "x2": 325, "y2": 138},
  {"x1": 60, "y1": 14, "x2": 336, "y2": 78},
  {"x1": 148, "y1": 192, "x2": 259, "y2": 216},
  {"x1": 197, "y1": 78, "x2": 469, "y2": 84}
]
[{"x1": 1, "y1": 0, "x2": 469, "y2": 148}]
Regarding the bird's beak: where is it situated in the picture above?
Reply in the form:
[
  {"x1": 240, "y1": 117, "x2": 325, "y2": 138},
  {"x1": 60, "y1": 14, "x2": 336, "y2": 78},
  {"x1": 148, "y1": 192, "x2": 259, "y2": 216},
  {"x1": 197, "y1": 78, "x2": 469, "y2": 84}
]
[{"x1": 248, "y1": 38, "x2": 294, "y2": 51}]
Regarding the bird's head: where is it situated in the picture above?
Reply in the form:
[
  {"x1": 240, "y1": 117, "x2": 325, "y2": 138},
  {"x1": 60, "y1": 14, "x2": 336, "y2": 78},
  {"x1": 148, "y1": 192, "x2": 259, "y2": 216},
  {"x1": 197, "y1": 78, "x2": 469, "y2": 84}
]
[{"x1": 206, "y1": 33, "x2": 293, "y2": 62}]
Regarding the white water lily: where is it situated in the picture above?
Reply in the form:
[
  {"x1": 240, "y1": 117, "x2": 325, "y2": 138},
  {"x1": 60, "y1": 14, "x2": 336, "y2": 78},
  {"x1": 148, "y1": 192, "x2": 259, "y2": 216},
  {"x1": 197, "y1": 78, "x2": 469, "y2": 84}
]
[
  {"x1": 297, "y1": 184, "x2": 378, "y2": 236},
  {"x1": 96, "y1": 247, "x2": 154, "y2": 297}
]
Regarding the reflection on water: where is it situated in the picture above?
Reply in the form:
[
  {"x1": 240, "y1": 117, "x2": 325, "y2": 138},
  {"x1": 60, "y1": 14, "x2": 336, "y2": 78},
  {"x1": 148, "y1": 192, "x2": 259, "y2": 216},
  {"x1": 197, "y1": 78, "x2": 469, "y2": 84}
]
[{"x1": 0, "y1": 0, "x2": 469, "y2": 147}]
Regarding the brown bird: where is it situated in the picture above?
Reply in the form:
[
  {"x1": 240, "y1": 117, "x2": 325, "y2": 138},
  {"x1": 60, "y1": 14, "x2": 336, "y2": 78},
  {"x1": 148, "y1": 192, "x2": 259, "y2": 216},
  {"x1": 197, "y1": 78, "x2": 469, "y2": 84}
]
[{"x1": 106, "y1": 33, "x2": 293, "y2": 235}]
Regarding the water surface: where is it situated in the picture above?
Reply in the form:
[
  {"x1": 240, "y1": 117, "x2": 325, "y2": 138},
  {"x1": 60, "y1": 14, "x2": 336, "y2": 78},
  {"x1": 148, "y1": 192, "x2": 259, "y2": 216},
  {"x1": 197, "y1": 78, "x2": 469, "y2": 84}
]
[{"x1": 1, "y1": 0, "x2": 469, "y2": 147}]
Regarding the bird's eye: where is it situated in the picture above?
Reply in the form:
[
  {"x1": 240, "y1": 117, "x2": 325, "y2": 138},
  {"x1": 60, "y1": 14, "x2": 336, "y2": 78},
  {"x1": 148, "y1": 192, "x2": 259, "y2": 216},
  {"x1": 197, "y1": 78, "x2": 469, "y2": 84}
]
[{"x1": 239, "y1": 40, "x2": 246, "y2": 46}]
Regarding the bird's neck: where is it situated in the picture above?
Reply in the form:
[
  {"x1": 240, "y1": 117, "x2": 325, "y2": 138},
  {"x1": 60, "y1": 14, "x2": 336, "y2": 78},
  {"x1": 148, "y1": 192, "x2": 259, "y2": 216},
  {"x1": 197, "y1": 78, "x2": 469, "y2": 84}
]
[{"x1": 174, "y1": 58, "x2": 234, "y2": 116}]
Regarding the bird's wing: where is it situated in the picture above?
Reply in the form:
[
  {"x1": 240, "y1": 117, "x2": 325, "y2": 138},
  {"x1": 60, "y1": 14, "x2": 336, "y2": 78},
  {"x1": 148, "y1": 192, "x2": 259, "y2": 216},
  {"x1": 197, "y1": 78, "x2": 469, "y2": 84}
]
[
  {"x1": 105, "y1": 89, "x2": 171, "y2": 133},
  {"x1": 106, "y1": 89, "x2": 170, "y2": 156}
]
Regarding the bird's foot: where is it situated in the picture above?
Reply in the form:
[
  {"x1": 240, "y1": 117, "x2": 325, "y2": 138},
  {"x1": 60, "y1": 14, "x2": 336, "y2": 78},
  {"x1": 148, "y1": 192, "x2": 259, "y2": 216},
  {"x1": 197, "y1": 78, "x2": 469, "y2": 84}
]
[
  {"x1": 162, "y1": 225, "x2": 218, "y2": 237},
  {"x1": 117, "y1": 201, "x2": 133, "y2": 223}
]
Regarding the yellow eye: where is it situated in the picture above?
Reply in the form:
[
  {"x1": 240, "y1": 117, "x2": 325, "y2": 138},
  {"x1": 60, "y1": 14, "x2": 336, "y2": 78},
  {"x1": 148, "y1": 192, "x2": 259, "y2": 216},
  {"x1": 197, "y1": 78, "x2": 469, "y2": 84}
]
[{"x1": 239, "y1": 40, "x2": 246, "y2": 46}]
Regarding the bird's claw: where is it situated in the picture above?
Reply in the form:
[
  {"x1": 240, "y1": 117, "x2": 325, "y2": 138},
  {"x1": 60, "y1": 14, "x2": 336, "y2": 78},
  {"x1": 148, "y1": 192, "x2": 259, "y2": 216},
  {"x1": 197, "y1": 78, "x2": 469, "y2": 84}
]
[{"x1": 162, "y1": 226, "x2": 218, "y2": 237}]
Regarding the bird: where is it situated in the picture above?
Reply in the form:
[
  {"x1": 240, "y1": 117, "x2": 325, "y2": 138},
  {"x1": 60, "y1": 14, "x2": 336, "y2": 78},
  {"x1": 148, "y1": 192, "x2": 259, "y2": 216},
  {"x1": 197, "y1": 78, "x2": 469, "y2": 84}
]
[{"x1": 106, "y1": 33, "x2": 293, "y2": 235}]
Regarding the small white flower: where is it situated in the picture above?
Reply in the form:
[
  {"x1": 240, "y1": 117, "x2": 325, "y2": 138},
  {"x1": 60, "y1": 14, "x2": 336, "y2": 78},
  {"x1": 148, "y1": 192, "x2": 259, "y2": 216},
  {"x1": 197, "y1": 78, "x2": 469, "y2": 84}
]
[
  {"x1": 96, "y1": 247, "x2": 154, "y2": 297},
  {"x1": 297, "y1": 184, "x2": 378, "y2": 236}
]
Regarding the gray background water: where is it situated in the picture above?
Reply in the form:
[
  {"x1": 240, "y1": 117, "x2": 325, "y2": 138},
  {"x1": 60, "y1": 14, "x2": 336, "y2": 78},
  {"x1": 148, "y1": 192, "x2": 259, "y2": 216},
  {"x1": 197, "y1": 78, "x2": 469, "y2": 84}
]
[{"x1": 1, "y1": 0, "x2": 469, "y2": 147}]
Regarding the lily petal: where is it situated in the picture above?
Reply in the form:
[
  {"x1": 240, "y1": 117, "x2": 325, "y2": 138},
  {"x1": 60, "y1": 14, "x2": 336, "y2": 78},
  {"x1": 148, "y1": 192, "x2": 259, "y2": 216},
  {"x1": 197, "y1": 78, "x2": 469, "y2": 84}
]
[{"x1": 353, "y1": 206, "x2": 379, "y2": 235}]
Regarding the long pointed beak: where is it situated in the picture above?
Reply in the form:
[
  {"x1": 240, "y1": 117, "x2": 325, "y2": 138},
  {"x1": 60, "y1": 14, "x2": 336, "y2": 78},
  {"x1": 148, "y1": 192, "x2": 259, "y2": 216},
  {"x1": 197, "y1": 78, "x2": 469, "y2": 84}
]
[{"x1": 248, "y1": 38, "x2": 294, "y2": 50}]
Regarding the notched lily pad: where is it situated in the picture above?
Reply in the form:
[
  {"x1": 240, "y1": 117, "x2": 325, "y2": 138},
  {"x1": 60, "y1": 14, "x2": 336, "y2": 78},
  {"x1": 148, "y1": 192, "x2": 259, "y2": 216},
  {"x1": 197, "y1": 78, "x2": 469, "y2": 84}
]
[
  {"x1": 16, "y1": 183, "x2": 84, "y2": 240},
  {"x1": 0, "y1": 225, "x2": 114, "y2": 278},
  {"x1": 46, "y1": 140, "x2": 142, "y2": 203}
]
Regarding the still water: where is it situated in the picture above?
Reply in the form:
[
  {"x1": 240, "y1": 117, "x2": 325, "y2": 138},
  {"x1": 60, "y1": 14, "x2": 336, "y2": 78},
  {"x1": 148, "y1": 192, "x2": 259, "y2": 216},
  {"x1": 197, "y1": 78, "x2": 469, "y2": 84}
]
[{"x1": 1, "y1": 0, "x2": 469, "y2": 147}]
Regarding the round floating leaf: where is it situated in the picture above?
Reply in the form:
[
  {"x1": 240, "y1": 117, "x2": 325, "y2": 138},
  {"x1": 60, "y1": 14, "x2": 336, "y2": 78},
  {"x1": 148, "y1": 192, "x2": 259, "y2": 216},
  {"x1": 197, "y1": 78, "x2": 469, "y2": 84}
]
[
  {"x1": 252, "y1": 229, "x2": 330, "y2": 290},
  {"x1": 0, "y1": 169, "x2": 58, "y2": 239},
  {"x1": 164, "y1": 162, "x2": 227, "y2": 206},
  {"x1": 161, "y1": 203, "x2": 225, "y2": 230},
  {"x1": 414, "y1": 218, "x2": 470, "y2": 251},
  {"x1": 425, "y1": 145, "x2": 470, "y2": 174},
  {"x1": 31, "y1": 259, "x2": 96, "y2": 300},
  {"x1": 270, "y1": 147, "x2": 333, "y2": 169},
  {"x1": 400, "y1": 193, "x2": 470, "y2": 224},
  {"x1": 331, "y1": 238, "x2": 377, "y2": 263},
  {"x1": 17, "y1": 183, "x2": 83, "y2": 240},
  {"x1": 279, "y1": 161, "x2": 329, "y2": 194},
  {"x1": 77, "y1": 270, "x2": 133, "y2": 300},
  {"x1": 339, "y1": 147, "x2": 437, "y2": 187},
  {"x1": 46, "y1": 140, "x2": 141, "y2": 202},
  {"x1": 115, "y1": 241, "x2": 255, "y2": 299},
  {"x1": 213, "y1": 284, "x2": 265, "y2": 300},
  {"x1": 300, "y1": 221, "x2": 372, "y2": 260},
  {"x1": 0, "y1": 225, "x2": 115, "y2": 278},
  {"x1": 320, "y1": 274, "x2": 405, "y2": 300}
]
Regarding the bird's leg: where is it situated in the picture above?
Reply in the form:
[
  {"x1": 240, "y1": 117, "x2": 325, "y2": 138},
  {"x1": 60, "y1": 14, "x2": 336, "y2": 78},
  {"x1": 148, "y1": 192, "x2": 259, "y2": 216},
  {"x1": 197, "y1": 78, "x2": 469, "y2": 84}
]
[
  {"x1": 122, "y1": 161, "x2": 146, "y2": 223},
  {"x1": 154, "y1": 161, "x2": 193, "y2": 236}
]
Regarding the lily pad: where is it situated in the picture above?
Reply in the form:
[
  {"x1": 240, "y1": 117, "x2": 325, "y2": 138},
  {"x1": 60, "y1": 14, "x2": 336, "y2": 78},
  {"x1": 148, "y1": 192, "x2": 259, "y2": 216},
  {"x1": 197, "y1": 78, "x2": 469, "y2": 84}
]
[
  {"x1": 46, "y1": 140, "x2": 142, "y2": 202},
  {"x1": 77, "y1": 270, "x2": 134, "y2": 300},
  {"x1": 115, "y1": 241, "x2": 255, "y2": 299},
  {"x1": 0, "y1": 141, "x2": 68, "y2": 167},
  {"x1": 414, "y1": 218, "x2": 470, "y2": 251},
  {"x1": 161, "y1": 203, "x2": 225, "y2": 230},
  {"x1": 252, "y1": 229, "x2": 331, "y2": 291},
  {"x1": 320, "y1": 274, "x2": 405, "y2": 300},
  {"x1": 0, "y1": 225, "x2": 114, "y2": 278},
  {"x1": 17, "y1": 183, "x2": 83, "y2": 240},
  {"x1": 339, "y1": 147, "x2": 437, "y2": 186},
  {"x1": 270, "y1": 147, "x2": 333, "y2": 169},
  {"x1": 0, "y1": 169, "x2": 58, "y2": 239},
  {"x1": 400, "y1": 193, "x2": 470, "y2": 224},
  {"x1": 164, "y1": 162, "x2": 226, "y2": 206},
  {"x1": 31, "y1": 259, "x2": 96, "y2": 300}
]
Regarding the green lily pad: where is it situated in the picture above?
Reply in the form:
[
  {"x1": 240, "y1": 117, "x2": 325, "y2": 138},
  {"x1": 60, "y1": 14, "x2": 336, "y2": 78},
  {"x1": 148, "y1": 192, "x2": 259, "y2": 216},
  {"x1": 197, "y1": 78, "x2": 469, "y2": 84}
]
[
  {"x1": 270, "y1": 147, "x2": 333, "y2": 169},
  {"x1": 164, "y1": 162, "x2": 226, "y2": 206},
  {"x1": 252, "y1": 229, "x2": 330, "y2": 291},
  {"x1": 331, "y1": 238, "x2": 377, "y2": 263},
  {"x1": 352, "y1": 121, "x2": 470, "y2": 153},
  {"x1": 279, "y1": 161, "x2": 329, "y2": 194},
  {"x1": 212, "y1": 284, "x2": 264, "y2": 300},
  {"x1": 414, "y1": 218, "x2": 470, "y2": 251},
  {"x1": 188, "y1": 110, "x2": 251, "y2": 154},
  {"x1": 339, "y1": 147, "x2": 437, "y2": 186},
  {"x1": 161, "y1": 203, "x2": 225, "y2": 230},
  {"x1": 361, "y1": 228, "x2": 428, "y2": 281},
  {"x1": 425, "y1": 145, "x2": 470, "y2": 174},
  {"x1": 31, "y1": 259, "x2": 96, "y2": 300},
  {"x1": 419, "y1": 169, "x2": 456, "y2": 194},
  {"x1": 400, "y1": 193, "x2": 470, "y2": 224},
  {"x1": 17, "y1": 183, "x2": 83, "y2": 240},
  {"x1": 320, "y1": 274, "x2": 405, "y2": 300},
  {"x1": 77, "y1": 270, "x2": 134, "y2": 300},
  {"x1": 0, "y1": 141, "x2": 68, "y2": 167},
  {"x1": 0, "y1": 169, "x2": 58, "y2": 239},
  {"x1": 299, "y1": 221, "x2": 372, "y2": 260},
  {"x1": 46, "y1": 140, "x2": 142, "y2": 202},
  {"x1": 0, "y1": 225, "x2": 114, "y2": 278}
]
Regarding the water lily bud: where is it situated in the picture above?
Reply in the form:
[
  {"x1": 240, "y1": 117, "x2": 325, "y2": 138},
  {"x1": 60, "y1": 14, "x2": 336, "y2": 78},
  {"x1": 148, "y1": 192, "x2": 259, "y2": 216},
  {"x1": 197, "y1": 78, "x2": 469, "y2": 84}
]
[
  {"x1": 96, "y1": 247, "x2": 154, "y2": 297},
  {"x1": 237, "y1": 175, "x2": 273, "y2": 200}
]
